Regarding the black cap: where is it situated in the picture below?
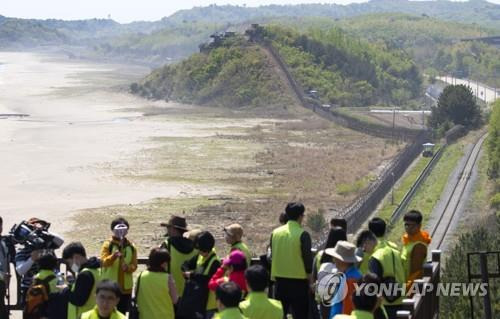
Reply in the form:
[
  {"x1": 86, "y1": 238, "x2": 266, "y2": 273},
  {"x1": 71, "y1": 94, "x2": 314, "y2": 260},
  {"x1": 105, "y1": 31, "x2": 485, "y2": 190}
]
[
  {"x1": 195, "y1": 231, "x2": 215, "y2": 252},
  {"x1": 285, "y1": 202, "x2": 305, "y2": 220}
]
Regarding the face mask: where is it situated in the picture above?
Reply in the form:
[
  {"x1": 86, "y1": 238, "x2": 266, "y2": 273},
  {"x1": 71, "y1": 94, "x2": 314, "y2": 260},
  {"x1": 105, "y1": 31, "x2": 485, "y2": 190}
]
[
  {"x1": 71, "y1": 260, "x2": 80, "y2": 273},
  {"x1": 113, "y1": 224, "x2": 128, "y2": 239}
]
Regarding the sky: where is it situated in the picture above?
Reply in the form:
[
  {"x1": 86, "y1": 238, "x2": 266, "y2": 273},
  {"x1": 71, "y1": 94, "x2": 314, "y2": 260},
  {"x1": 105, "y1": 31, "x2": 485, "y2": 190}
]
[{"x1": 1, "y1": 0, "x2": 500, "y2": 23}]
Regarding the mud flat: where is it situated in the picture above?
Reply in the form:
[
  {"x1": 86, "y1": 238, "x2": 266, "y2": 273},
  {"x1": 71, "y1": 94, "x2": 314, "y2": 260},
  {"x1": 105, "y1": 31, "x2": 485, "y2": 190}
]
[
  {"x1": 0, "y1": 52, "x2": 265, "y2": 236},
  {"x1": 0, "y1": 51, "x2": 401, "y2": 265}
]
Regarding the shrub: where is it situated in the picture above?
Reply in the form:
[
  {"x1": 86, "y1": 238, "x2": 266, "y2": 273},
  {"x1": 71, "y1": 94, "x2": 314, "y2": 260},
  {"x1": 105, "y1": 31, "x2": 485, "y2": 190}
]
[{"x1": 306, "y1": 209, "x2": 327, "y2": 234}]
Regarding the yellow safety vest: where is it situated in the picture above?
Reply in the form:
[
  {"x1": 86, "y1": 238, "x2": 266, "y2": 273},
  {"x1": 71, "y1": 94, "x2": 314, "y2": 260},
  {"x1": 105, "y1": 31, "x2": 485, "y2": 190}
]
[
  {"x1": 334, "y1": 310, "x2": 374, "y2": 319},
  {"x1": 231, "y1": 242, "x2": 252, "y2": 266},
  {"x1": 239, "y1": 292, "x2": 283, "y2": 319},
  {"x1": 371, "y1": 244, "x2": 405, "y2": 305},
  {"x1": 34, "y1": 270, "x2": 58, "y2": 294},
  {"x1": 101, "y1": 241, "x2": 136, "y2": 293},
  {"x1": 79, "y1": 307, "x2": 126, "y2": 319},
  {"x1": 164, "y1": 239, "x2": 197, "y2": 296},
  {"x1": 137, "y1": 271, "x2": 175, "y2": 319},
  {"x1": 401, "y1": 240, "x2": 428, "y2": 281},
  {"x1": 196, "y1": 251, "x2": 219, "y2": 311},
  {"x1": 271, "y1": 221, "x2": 307, "y2": 279},
  {"x1": 67, "y1": 268, "x2": 100, "y2": 319},
  {"x1": 214, "y1": 307, "x2": 247, "y2": 319}
]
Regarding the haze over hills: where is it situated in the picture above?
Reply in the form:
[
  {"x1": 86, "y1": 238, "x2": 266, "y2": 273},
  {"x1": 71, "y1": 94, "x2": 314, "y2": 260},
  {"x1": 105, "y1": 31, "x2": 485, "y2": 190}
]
[
  {"x1": 1, "y1": 0, "x2": 499, "y2": 51},
  {"x1": 1, "y1": 0, "x2": 499, "y2": 83}
]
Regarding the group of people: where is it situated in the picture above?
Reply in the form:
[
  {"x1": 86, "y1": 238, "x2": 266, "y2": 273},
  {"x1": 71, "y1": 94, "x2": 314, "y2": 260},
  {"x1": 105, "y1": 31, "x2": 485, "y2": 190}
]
[{"x1": 0, "y1": 201, "x2": 431, "y2": 319}]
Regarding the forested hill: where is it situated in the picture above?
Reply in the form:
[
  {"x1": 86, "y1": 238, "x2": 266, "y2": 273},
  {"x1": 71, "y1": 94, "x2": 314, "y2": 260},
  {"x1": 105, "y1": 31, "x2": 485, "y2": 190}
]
[
  {"x1": 169, "y1": 0, "x2": 500, "y2": 30},
  {"x1": 1, "y1": 0, "x2": 499, "y2": 65},
  {"x1": 132, "y1": 26, "x2": 422, "y2": 109},
  {"x1": 130, "y1": 35, "x2": 295, "y2": 108}
]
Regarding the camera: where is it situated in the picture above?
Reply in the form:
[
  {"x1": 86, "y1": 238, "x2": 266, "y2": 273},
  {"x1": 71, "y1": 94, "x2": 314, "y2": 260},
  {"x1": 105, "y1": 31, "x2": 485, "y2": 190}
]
[{"x1": 8, "y1": 221, "x2": 64, "y2": 250}]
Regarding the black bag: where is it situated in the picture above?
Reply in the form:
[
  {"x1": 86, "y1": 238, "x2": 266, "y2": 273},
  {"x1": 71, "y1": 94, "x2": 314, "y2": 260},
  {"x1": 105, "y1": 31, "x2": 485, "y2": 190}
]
[
  {"x1": 382, "y1": 250, "x2": 403, "y2": 303},
  {"x1": 176, "y1": 254, "x2": 216, "y2": 319},
  {"x1": 129, "y1": 272, "x2": 142, "y2": 319}
]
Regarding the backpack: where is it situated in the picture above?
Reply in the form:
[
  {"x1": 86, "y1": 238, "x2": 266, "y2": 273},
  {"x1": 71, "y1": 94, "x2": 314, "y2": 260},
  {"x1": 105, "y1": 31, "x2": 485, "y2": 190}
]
[
  {"x1": 176, "y1": 254, "x2": 217, "y2": 319},
  {"x1": 24, "y1": 274, "x2": 56, "y2": 319}
]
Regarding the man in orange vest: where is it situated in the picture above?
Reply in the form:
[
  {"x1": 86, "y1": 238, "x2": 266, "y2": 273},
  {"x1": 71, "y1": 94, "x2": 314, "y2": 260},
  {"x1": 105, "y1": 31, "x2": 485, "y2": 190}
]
[{"x1": 401, "y1": 210, "x2": 431, "y2": 288}]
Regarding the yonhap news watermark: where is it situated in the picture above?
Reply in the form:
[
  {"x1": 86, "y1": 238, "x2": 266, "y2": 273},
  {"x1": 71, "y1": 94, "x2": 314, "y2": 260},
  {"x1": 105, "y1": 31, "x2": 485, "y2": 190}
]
[
  {"x1": 354, "y1": 282, "x2": 489, "y2": 297},
  {"x1": 316, "y1": 272, "x2": 489, "y2": 306}
]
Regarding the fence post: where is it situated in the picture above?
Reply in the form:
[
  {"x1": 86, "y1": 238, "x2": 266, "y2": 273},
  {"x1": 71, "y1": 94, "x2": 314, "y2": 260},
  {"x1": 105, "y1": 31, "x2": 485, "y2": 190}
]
[
  {"x1": 479, "y1": 252, "x2": 493, "y2": 319},
  {"x1": 432, "y1": 250, "x2": 441, "y2": 319}
]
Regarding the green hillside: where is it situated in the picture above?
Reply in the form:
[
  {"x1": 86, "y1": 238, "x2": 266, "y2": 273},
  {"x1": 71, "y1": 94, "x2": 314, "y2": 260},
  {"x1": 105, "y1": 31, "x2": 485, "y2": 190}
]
[
  {"x1": 131, "y1": 35, "x2": 293, "y2": 108},
  {"x1": 0, "y1": 17, "x2": 68, "y2": 47},
  {"x1": 268, "y1": 13, "x2": 500, "y2": 88},
  {"x1": 259, "y1": 25, "x2": 422, "y2": 107},
  {"x1": 133, "y1": 26, "x2": 423, "y2": 108}
]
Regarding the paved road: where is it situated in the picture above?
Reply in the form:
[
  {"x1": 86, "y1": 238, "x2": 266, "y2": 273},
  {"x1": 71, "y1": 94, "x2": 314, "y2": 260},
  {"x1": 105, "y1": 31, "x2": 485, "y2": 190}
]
[{"x1": 437, "y1": 76, "x2": 499, "y2": 104}]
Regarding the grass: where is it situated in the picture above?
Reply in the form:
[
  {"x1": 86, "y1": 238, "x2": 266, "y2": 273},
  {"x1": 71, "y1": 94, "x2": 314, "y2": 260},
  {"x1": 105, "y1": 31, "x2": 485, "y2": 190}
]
[
  {"x1": 377, "y1": 154, "x2": 433, "y2": 222},
  {"x1": 385, "y1": 142, "x2": 465, "y2": 243},
  {"x1": 70, "y1": 106, "x2": 403, "y2": 255},
  {"x1": 337, "y1": 175, "x2": 375, "y2": 196}
]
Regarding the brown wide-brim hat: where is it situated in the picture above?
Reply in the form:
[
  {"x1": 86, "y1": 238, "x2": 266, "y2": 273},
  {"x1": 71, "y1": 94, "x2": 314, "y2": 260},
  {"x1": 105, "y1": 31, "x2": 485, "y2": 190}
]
[
  {"x1": 161, "y1": 215, "x2": 188, "y2": 231},
  {"x1": 325, "y1": 240, "x2": 362, "y2": 264}
]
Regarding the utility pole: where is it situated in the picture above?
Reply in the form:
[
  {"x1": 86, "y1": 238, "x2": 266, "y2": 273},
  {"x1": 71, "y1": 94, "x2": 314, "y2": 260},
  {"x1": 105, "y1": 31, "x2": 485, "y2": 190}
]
[
  {"x1": 391, "y1": 172, "x2": 395, "y2": 205},
  {"x1": 392, "y1": 107, "x2": 396, "y2": 144}
]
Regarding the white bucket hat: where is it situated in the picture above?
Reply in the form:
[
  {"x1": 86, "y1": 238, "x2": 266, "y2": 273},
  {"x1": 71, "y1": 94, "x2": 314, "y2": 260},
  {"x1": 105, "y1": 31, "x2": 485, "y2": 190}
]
[{"x1": 325, "y1": 240, "x2": 362, "y2": 263}]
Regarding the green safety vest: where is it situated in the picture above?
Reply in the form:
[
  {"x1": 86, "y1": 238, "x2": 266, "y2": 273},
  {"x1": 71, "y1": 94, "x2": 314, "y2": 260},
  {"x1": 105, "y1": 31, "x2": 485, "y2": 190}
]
[
  {"x1": 334, "y1": 310, "x2": 374, "y2": 319},
  {"x1": 164, "y1": 239, "x2": 197, "y2": 296},
  {"x1": 67, "y1": 268, "x2": 100, "y2": 319},
  {"x1": 401, "y1": 240, "x2": 428, "y2": 280},
  {"x1": 34, "y1": 270, "x2": 58, "y2": 294},
  {"x1": 79, "y1": 307, "x2": 126, "y2": 319},
  {"x1": 231, "y1": 242, "x2": 252, "y2": 266},
  {"x1": 196, "y1": 251, "x2": 219, "y2": 311},
  {"x1": 137, "y1": 271, "x2": 175, "y2": 319},
  {"x1": 271, "y1": 221, "x2": 307, "y2": 279},
  {"x1": 214, "y1": 307, "x2": 247, "y2": 319},
  {"x1": 371, "y1": 244, "x2": 405, "y2": 305},
  {"x1": 101, "y1": 241, "x2": 136, "y2": 292},
  {"x1": 358, "y1": 251, "x2": 372, "y2": 276},
  {"x1": 239, "y1": 292, "x2": 283, "y2": 319},
  {"x1": 314, "y1": 250, "x2": 324, "y2": 275}
]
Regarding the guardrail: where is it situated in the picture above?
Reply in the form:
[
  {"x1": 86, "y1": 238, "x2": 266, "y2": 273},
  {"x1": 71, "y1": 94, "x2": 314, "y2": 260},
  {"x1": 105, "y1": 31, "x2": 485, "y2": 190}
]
[
  {"x1": 397, "y1": 250, "x2": 441, "y2": 319},
  {"x1": 390, "y1": 145, "x2": 445, "y2": 225},
  {"x1": 467, "y1": 250, "x2": 499, "y2": 319}
]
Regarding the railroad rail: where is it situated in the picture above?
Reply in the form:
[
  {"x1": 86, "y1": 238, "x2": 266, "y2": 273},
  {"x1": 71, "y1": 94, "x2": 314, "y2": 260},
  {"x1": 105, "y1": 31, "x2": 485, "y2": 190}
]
[{"x1": 429, "y1": 133, "x2": 488, "y2": 251}]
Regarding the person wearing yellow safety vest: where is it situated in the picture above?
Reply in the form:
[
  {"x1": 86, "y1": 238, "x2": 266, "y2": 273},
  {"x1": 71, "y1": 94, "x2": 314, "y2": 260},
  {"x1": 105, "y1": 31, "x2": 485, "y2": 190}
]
[
  {"x1": 329, "y1": 218, "x2": 347, "y2": 232},
  {"x1": 214, "y1": 281, "x2": 247, "y2": 319},
  {"x1": 223, "y1": 223, "x2": 252, "y2": 267},
  {"x1": 136, "y1": 247, "x2": 178, "y2": 319},
  {"x1": 313, "y1": 227, "x2": 347, "y2": 319},
  {"x1": 239, "y1": 264, "x2": 283, "y2": 319},
  {"x1": 32, "y1": 253, "x2": 60, "y2": 318},
  {"x1": 333, "y1": 274, "x2": 383, "y2": 319},
  {"x1": 160, "y1": 215, "x2": 197, "y2": 297},
  {"x1": 401, "y1": 210, "x2": 431, "y2": 290},
  {"x1": 100, "y1": 217, "x2": 137, "y2": 314},
  {"x1": 367, "y1": 218, "x2": 405, "y2": 319},
  {"x1": 181, "y1": 231, "x2": 221, "y2": 319},
  {"x1": 62, "y1": 242, "x2": 101, "y2": 319},
  {"x1": 270, "y1": 202, "x2": 314, "y2": 319},
  {"x1": 354, "y1": 230, "x2": 377, "y2": 276},
  {"x1": 80, "y1": 280, "x2": 125, "y2": 319}
]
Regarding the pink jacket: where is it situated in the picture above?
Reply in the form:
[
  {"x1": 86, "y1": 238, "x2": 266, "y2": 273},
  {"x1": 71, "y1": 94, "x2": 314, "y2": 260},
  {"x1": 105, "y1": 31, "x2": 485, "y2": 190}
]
[{"x1": 208, "y1": 266, "x2": 248, "y2": 292}]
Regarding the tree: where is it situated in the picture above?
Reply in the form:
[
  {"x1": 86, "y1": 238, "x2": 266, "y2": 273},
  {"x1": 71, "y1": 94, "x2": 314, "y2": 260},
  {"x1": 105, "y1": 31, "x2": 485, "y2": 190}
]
[
  {"x1": 487, "y1": 99, "x2": 500, "y2": 179},
  {"x1": 429, "y1": 84, "x2": 481, "y2": 129}
]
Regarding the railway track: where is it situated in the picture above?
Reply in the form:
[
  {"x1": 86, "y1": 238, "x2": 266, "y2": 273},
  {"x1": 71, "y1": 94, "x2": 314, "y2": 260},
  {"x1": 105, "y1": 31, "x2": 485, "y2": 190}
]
[{"x1": 429, "y1": 133, "x2": 488, "y2": 251}]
